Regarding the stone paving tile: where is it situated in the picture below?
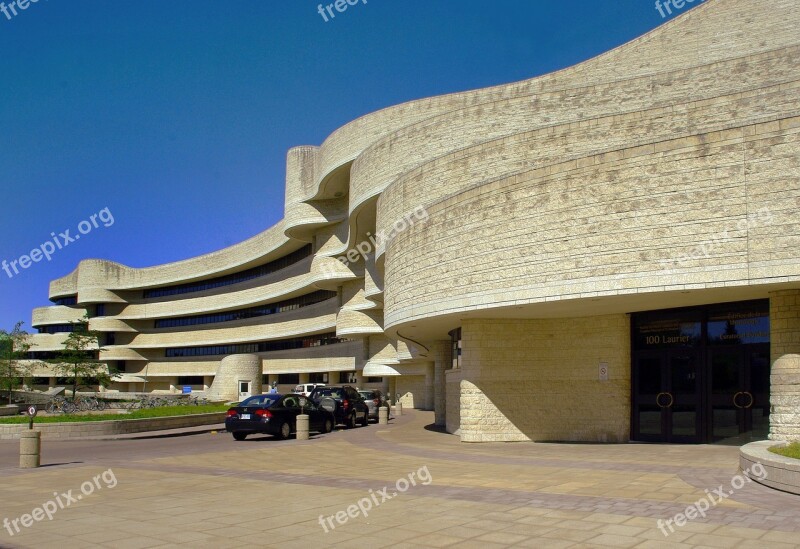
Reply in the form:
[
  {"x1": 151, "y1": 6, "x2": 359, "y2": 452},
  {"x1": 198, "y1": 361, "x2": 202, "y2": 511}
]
[{"x1": 1, "y1": 410, "x2": 800, "y2": 549}]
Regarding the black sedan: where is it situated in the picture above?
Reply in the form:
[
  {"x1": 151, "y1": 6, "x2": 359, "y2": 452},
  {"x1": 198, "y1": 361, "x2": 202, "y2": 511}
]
[{"x1": 225, "y1": 394, "x2": 334, "y2": 440}]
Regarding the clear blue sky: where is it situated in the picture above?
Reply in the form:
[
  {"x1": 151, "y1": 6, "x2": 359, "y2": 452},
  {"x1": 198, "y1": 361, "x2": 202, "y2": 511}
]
[{"x1": 0, "y1": 0, "x2": 701, "y2": 331}]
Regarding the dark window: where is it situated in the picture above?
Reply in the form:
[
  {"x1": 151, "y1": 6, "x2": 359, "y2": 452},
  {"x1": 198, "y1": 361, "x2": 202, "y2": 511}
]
[
  {"x1": 165, "y1": 333, "x2": 348, "y2": 358},
  {"x1": 106, "y1": 332, "x2": 116, "y2": 346},
  {"x1": 178, "y1": 376, "x2": 205, "y2": 386},
  {"x1": 449, "y1": 327, "x2": 462, "y2": 369},
  {"x1": 365, "y1": 376, "x2": 383, "y2": 383},
  {"x1": 38, "y1": 324, "x2": 78, "y2": 334},
  {"x1": 632, "y1": 300, "x2": 769, "y2": 351},
  {"x1": 154, "y1": 290, "x2": 335, "y2": 329},
  {"x1": 143, "y1": 245, "x2": 312, "y2": 299},
  {"x1": 28, "y1": 350, "x2": 96, "y2": 360},
  {"x1": 277, "y1": 373, "x2": 300, "y2": 385},
  {"x1": 51, "y1": 296, "x2": 77, "y2": 306},
  {"x1": 309, "y1": 372, "x2": 327, "y2": 384},
  {"x1": 94, "y1": 304, "x2": 106, "y2": 317},
  {"x1": 339, "y1": 371, "x2": 357, "y2": 384}
]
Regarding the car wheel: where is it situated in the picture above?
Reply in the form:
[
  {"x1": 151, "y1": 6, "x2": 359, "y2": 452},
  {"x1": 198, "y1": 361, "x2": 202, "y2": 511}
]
[
  {"x1": 278, "y1": 422, "x2": 292, "y2": 439},
  {"x1": 347, "y1": 413, "x2": 357, "y2": 429},
  {"x1": 323, "y1": 418, "x2": 333, "y2": 433},
  {"x1": 361, "y1": 413, "x2": 369, "y2": 427},
  {"x1": 232, "y1": 432, "x2": 247, "y2": 441}
]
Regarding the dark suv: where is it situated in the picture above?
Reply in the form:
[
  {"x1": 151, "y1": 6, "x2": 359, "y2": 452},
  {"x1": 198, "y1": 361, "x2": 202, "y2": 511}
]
[{"x1": 309, "y1": 385, "x2": 369, "y2": 428}]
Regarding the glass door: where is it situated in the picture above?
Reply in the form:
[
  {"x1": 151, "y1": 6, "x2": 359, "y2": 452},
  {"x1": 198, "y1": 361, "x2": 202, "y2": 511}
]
[
  {"x1": 632, "y1": 350, "x2": 702, "y2": 443},
  {"x1": 709, "y1": 345, "x2": 770, "y2": 443}
]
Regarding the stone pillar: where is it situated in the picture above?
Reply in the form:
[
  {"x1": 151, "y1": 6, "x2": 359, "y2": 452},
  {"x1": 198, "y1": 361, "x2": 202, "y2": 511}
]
[
  {"x1": 769, "y1": 290, "x2": 800, "y2": 442},
  {"x1": 299, "y1": 373, "x2": 309, "y2": 384},
  {"x1": 770, "y1": 355, "x2": 800, "y2": 442},
  {"x1": 428, "y1": 341, "x2": 450, "y2": 427},
  {"x1": 388, "y1": 377, "x2": 397, "y2": 405},
  {"x1": 424, "y1": 363, "x2": 435, "y2": 411},
  {"x1": 19, "y1": 431, "x2": 41, "y2": 468},
  {"x1": 770, "y1": 290, "x2": 800, "y2": 358},
  {"x1": 379, "y1": 406, "x2": 388, "y2": 425},
  {"x1": 296, "y1": 414, "x2": 310, "y2": 440},
  {"x1": 48, "y1": 377, "x2": 57, "y2": 391}
]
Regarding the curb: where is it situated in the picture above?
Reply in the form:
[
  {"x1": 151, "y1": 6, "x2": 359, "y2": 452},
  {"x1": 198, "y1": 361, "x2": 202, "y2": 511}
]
[{"x1": 740, "y1": 440, "x2": 800, "y2": 495}]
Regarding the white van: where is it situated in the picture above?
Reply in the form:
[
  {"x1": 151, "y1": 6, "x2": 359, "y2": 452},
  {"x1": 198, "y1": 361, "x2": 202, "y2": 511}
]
[{"x1": 293, "y1": 383, "x2": 325, "y2": 397}]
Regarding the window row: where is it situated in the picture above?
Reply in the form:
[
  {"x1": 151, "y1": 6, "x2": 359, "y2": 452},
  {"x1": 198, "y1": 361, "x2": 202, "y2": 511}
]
[
  {"x1": 154, "y1": 290, "x2": 336, "y2": 329},
  {"x1": 165, "y1": 332, "x2": 349, "y2": 358},
  {"x1": 143, "y1": 245, "x2": 312, "y2": 299},
  {"x1": 37, "y1": 324, "x2": 79, "y2": 334}
]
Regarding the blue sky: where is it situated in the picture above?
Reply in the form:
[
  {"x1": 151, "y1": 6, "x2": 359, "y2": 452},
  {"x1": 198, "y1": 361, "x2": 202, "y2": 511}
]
[{"x1": 0, "y1": 0, "x2": 700, "y2": 331}]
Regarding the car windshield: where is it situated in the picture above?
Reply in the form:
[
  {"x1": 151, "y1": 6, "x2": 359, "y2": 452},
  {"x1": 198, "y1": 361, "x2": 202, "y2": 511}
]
[
  {"x1": 240, "y1": 395, "x2": 279, "y2": 407},
  {"x1": 358, "y1": 391, "x2": 372, "y2": 399}
]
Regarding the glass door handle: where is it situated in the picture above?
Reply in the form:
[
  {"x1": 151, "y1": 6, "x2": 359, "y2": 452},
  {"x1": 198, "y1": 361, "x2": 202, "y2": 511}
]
[
  {"x1": 733, "y1": 391, "x2": 754, "y2": 409},
  {"x1": 656, "y1": 392, "x2": 674, "y2": 408}
]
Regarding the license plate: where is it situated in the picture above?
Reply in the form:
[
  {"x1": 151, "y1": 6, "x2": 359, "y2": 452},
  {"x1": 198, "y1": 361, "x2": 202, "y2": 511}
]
[{"x1": 240, "y1": 413, "x2": 251, "y2": 420}]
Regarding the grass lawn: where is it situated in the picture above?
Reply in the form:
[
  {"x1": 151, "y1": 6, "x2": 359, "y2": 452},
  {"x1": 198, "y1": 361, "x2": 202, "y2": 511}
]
[
  {"x1": 769, "y1": 441, "x2": 800, "y2": 460},
  {"x1": 0, "y1": 404, "x2": 229, "y2": 424}
]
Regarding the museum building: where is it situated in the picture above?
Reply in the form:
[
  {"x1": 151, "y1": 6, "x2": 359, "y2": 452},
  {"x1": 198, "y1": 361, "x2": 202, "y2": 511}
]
[{"x1": 25, "y1": 0, "x2": 800, "y2": 443}]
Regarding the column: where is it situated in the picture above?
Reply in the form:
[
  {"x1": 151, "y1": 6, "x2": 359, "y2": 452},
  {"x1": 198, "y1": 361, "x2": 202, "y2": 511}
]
[{"x1": 769, "y1": 290, "x2": 800, "y2": 442}]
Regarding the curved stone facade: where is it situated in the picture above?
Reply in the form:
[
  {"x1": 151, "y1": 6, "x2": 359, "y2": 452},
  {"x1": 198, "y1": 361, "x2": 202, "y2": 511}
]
[
  {"x1": 23, "y1": 0, "x2": 800, "y2": 441},
  {"x1": 770, "y1": 355, "x2": 800, "y2": 442},
  {"x1": 206, "y1": 354, "x2": 263, "y2": 402}
]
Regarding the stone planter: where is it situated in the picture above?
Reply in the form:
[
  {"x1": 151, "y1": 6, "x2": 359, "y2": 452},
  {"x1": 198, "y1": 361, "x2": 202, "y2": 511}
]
[
  {"x1": 740, "y1": 440, "x2": 800, "y2": 496},
  {"x1": 0, "y1": 405, "x2": 20, "y2": 417}
]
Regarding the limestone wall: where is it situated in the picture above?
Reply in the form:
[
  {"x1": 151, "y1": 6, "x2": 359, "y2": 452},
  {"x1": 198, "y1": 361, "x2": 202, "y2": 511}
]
[{"x1": 458, "y1": 316, "x2": 630, "y2": 443}]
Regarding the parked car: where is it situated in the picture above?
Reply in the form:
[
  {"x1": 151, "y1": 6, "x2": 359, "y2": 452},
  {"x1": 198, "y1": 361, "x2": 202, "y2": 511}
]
[
  {"x1": 309, "y1": 385, "x2": 369, "y2": 428},
  {"x1": 293, "y1": 383, "x2": 326, "y2": 397},
  {"x1": 358, "y1": 389, "x2": 385, "y2": 422},
  {"x1": 225, "y1": 393, "x2": 334, "y2": 441}
]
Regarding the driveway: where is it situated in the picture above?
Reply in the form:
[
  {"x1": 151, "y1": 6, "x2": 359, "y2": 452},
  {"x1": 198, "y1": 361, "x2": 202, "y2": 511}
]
[{"x1": 0, "y1": 411, "x2": 798, "y2": 548}]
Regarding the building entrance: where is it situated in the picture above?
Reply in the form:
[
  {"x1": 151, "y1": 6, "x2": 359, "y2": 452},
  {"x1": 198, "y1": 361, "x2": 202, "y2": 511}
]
[{"x1": 631, "y1": 300, "x2": 770, "y2": 443}]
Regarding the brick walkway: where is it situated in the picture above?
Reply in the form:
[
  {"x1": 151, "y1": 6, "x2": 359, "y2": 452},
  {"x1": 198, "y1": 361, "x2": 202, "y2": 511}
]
[{"x1": 1, "y1": 411, "x2": 799, "y2": 548}]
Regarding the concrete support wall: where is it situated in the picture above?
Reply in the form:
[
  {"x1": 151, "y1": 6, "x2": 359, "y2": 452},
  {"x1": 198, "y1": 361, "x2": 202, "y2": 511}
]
[
  {"x1": 396, "y1": 375, "x2": 426, "y2": 409},
  {"x1": 428, "y1": 341, "x2": 449, "y2": 426},
  {"x1": 458, "y1": 316, "x2": 630, "y2": 443},
  {"x1": 445, "y1": 368, "x2": 462, "y2": 435}
]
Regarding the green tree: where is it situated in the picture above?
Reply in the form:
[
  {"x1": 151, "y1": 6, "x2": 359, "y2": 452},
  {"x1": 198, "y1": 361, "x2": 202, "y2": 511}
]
[
  {"x1": 0, "y1": 321, "x2": 34, "y2": 404},
  {"x1": 52, "y1": 319, "x2": 117, "y2": 398}
]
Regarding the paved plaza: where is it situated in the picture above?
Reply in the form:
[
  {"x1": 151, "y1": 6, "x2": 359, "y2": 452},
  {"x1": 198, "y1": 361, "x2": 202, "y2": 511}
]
[{"x1": 1, "y1": 411, "x2": 799, "y2": 548}]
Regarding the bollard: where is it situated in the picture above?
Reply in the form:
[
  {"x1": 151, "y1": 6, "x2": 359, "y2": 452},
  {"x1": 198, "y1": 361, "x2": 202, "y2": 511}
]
[
  {"x1": 395, "y1": 401, "x2": 403, "y2": 416},
  {"x1": 379, "y1": 406, "x2": 388, "y2": 425},
  {"x1": 20, "y1": 430, "x2": 41, "y2": 469},
  {"x1": 296, "y1": 414, "x2": 309, "y2": 440}
]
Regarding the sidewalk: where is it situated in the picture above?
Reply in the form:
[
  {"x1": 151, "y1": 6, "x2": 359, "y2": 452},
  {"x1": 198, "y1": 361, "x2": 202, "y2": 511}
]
[{"x1": 1, "y1": 411, "x2": 799, "y2": 548}]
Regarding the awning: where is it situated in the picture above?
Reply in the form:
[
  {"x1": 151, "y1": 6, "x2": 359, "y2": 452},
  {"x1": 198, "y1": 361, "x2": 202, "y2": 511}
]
[{"x1": 363, "y1": 363, "x2": 401, "y2": 376}]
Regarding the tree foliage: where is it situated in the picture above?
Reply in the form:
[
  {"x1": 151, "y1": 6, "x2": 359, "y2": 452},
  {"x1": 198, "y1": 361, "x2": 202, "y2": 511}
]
[
  {"x1": 0, "y1": 321, "x2": 34, "y2": 404},
  {"x1": 52, "y1": 317, "x2": 118, "y2": 398}
]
